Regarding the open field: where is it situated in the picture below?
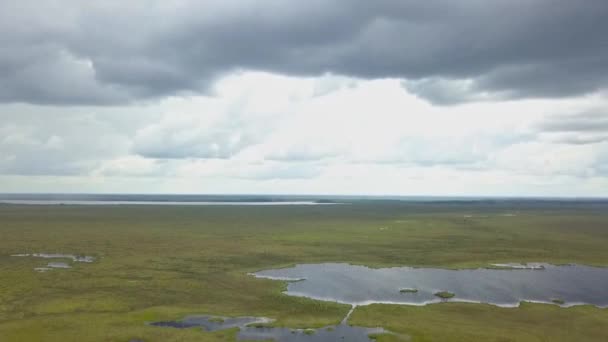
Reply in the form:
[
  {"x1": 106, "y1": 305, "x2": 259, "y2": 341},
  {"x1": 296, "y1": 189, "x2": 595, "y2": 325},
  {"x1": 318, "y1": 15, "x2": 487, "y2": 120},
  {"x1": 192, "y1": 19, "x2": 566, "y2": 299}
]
[{"x1": 1, "y1": 200, "x2": 608, "y2": 341}]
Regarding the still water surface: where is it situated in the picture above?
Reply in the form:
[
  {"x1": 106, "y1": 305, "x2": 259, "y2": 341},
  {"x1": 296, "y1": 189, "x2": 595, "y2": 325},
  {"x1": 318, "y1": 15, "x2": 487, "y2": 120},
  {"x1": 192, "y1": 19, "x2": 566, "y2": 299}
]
[{"x1": 253, "y1": 263, "x2": 608, "y2": 307}]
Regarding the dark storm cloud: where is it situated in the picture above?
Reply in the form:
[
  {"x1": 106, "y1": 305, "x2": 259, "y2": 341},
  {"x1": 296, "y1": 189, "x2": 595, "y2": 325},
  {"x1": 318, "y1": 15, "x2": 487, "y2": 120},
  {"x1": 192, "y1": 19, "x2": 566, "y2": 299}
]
[{"x1": 1, "y1": 0, "x2": 607, "y2": 105}]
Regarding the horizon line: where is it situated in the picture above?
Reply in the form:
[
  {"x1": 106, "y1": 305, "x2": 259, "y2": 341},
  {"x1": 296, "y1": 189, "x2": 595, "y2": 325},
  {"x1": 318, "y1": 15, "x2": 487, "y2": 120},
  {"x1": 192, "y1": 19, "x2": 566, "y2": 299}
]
[{"x1": 1, "y1": 193, "x2": 607, "y2": 200}]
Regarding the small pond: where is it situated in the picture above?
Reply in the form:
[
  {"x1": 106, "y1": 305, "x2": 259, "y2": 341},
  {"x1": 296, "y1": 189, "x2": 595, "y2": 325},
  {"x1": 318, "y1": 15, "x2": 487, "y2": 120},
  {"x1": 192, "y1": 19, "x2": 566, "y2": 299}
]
[{"x1": 253, "y1": 263, "x2": 608, "y2": 307}]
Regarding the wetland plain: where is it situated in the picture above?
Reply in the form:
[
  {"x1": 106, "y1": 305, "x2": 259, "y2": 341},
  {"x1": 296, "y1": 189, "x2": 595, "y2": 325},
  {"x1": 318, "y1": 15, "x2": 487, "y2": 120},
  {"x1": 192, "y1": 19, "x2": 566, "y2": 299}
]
[{"x1": 1, "y1": 197, "x2": 608, "y2": 341}]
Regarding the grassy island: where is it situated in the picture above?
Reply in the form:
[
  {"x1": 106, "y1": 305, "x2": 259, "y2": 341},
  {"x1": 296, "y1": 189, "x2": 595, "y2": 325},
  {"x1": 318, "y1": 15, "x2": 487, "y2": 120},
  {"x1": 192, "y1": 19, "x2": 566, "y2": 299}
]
[
  {"x1": 434, "y1": 291, "x2": 456, "y2": 299},
  {"x1": 400, "y1": 288, "x2": 419, "y2": 294}
]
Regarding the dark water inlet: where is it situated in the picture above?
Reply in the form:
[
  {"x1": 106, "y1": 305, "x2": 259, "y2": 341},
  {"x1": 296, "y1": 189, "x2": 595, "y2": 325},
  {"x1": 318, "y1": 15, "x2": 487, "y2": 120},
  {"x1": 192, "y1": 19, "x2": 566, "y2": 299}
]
[
  {"x1": 149, "y1": 315, "x2": 386, "y2": 341},
  {"x1": 150, "y1": 316, "x2": 272, "y2": 331},
  {"x1": 253, "y1": 263, "x2": 608, "y2": 307}
]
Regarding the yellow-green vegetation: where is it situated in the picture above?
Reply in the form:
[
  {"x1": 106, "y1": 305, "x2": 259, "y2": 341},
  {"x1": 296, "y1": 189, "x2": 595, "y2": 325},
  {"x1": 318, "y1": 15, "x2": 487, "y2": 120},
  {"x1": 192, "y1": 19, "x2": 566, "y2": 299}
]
[
  {"x1": 1, "y1": 201, "x2": 608, "y2": 341},
  {"x1": 350, "y1": 302, "x2": 608, "y2": 342},
  {"x1": 303, "y1": 328, "x2": 315, "y2": 335}
]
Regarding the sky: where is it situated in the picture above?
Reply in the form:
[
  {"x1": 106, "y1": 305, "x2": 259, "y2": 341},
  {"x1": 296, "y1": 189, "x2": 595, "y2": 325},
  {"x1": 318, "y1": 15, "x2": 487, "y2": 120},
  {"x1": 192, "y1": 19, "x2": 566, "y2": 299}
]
[{"x1": 1, "y1": 0, "x2": 608, "y2": 196}]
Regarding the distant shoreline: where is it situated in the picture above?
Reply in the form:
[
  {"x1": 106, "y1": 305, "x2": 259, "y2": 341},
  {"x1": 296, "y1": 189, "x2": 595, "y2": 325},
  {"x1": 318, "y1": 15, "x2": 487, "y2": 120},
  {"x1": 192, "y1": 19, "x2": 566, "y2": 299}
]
[
  {"x1": 0, "y1": 200, "x2": 339, "y2": 206},
  {"x1": 0, "y1": 193, "x2": 607, "y2": 202}
]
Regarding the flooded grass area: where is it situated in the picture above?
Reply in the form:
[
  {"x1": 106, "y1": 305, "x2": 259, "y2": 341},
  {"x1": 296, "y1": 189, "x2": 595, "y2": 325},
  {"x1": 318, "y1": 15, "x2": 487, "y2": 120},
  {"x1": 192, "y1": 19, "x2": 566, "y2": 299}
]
[
  {"x1": 1, "y1": 202, "x2": 608, "y2": 341},
  {"x1": 149, "y1": 315, "x2": 273, "y2": 331},
  {"x1": 11, "y1": 253, "x2": 95, "y2": 263},
  {"x1": 11, "y1": 252, "x2": 95, "y2": 271},
  {"x1": 149, "y1": 315, "x2": 388, "y2": 341}
]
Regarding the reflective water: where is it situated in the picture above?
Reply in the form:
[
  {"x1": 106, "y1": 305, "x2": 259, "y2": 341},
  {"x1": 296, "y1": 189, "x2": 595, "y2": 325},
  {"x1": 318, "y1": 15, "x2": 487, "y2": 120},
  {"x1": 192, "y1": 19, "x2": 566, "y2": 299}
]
[
  {"x1": 11, "y1": 253, "x2": 95, "y2": 263},
  {"x1": 150, "y1": 315, "x2": 386, "y2": 341},
  {"x1": 491, "y1": 262, "x2": 545, "y2": 270},
  {"x1": 46, "y1": 262, "x2": 71, "y2": 269},
  {"x1": 1, "y1": 200, "x2": 331, "y2": 206},
  {"x1": 253, "y1": 263, "x2": 608, "y2": 307}
]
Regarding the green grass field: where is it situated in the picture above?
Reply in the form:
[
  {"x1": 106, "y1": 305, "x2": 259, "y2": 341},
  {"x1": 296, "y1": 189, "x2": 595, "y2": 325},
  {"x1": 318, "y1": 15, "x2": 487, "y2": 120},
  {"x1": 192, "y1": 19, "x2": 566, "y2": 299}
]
[{"x1": 1, "y1": 201, "x2": 607, "y2": 341}]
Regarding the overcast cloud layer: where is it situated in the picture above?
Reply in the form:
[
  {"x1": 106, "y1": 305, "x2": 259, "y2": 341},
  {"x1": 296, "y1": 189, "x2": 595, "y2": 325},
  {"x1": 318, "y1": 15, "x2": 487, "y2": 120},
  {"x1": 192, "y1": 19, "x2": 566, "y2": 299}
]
[
  {"x1": 1, "y1": 1, "x2": 607, "y2": 196},
  {"x1": 2, "y1": 0, "x2": 608, "y2": 105}
]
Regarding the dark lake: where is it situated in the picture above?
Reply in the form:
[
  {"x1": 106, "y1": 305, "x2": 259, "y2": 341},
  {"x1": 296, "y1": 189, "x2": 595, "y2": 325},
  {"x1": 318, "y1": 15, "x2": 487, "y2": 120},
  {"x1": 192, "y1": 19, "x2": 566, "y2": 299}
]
[{"x1": 253, "y1": 263, "x2": 608, "y2": 307}]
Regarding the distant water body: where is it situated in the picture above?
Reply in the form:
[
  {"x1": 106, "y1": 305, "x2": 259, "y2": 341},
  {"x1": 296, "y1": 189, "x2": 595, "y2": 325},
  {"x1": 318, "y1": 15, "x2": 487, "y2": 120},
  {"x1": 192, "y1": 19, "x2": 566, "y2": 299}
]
[
  {"x1": 2, "y1": 194, "x2": 607, "y2": 207},
  {"x1": 1, "y1": 200, "x2": 329, "y2": 206},
  {"x1": 0, "y1": 194, "x2": 339, "y2": 206}
]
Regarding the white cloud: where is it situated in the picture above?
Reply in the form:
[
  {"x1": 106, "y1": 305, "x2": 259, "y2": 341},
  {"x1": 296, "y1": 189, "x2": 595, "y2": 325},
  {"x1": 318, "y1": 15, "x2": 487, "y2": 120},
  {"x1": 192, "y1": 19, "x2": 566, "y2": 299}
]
[{"x1": 1, "y1": 72, "x2": 608, "y2": 196}]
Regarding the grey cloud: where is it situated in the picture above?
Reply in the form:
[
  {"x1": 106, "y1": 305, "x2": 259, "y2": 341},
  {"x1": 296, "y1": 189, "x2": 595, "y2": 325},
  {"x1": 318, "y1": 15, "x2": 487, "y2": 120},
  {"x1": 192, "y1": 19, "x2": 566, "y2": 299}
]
[
  {"x1": 133, "y1": 128, "x2": 254, "y2": 159},
  {"x1": 536, "y1": 110, "x2": 608, "y2": 145},
  {"x1": 266, "y1": 146, "x2": 341, "y2": 162},
  {"x1": 131, "y1": 110, "x2": 273, "y2": 159},
  {"x1": 0, "y1": 109, "x2": 139, "y2": 175},
  {"x1": 538, "y1": 111, "x2": 608, "y2": 133},
  {"x1": 0, "y1": 48, "x2": 131, "y2": 105},
  {"x1": 402, "y1": 78, "x2": 507, "y2": 105},
  {"x1": 552, "y1": 135, "x2": 608, "y2": 145},
  {"x1": 1, "y1": 0, "x2": 607, "y2": 105}
]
